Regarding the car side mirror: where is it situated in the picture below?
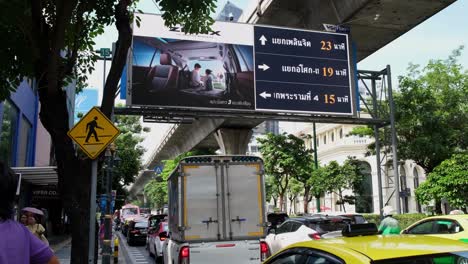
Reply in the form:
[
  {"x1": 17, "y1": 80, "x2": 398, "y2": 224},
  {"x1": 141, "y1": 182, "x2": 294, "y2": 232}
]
[
  {"x1": 402, "y1": 229, "x2": 409, "y2": 234},
  {"x1": 268, "y1": 228, "x2": 276, "y2": 235}
]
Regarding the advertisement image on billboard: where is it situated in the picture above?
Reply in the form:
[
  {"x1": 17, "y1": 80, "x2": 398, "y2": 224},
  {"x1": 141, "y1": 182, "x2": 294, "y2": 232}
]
[{"x1": 130, "y1": 36, "x2": 255, "y2": 110}]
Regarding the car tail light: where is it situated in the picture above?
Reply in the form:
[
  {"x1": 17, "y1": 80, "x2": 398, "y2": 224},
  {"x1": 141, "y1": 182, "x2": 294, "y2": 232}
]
[
  {"x1": 130, "y1": 230, "x2": 140, "y2": 234},
  {"x1": 308, "y1": 233, "x2": 321, "y2": 240},
  {"x1": 179, "y1": 246, "x2": 189, "y2": 264},
  {"x1": 260, "y1": 241, "x2": 270, "y2": 261}
]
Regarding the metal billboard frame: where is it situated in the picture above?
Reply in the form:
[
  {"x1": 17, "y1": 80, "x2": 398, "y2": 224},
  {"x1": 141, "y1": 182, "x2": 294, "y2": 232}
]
[{"x1": 115, "y1": 65, "x2": 401, "y2": 214}]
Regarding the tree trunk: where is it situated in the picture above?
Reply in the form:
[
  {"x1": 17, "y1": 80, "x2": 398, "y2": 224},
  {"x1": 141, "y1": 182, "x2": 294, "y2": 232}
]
[
  {"x1": 303, "y1": 188, "x2": 310, "y2": 214},
  {"x1": 435, "y1": 199, "x2": 442, "y2": 215},
  {"x1": 37, "y1": 78, "x2": 94, "y2": 263},
  {"x1": 100, "y1": 0, "x2": 133, "y2": 116},
  {"x1": 338, "y1": 190, "x2": 345, "y2": 212},
  {"x1": 279, "y1": 195, "x2": 284, "y2": 212}
]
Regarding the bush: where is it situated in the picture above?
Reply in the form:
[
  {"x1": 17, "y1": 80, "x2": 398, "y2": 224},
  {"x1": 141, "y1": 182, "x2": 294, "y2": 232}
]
[{"x1": 363, "y1": 213, "x2": 427, "y2": 230}]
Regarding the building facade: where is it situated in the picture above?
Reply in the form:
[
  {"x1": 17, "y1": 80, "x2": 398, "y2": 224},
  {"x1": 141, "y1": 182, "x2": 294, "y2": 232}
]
[
  {"x1": 1, "y1": 79, "x2": 76, "y2": 236},
  {"x1": 294, "y1": 122, "x2": 427, "y2": 214}
]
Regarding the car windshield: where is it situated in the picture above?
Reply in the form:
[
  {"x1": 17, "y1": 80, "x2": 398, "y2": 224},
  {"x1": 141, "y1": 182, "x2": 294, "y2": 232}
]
[
  {"x1": 123, "y1": 208, "x2": 138, "y2": 215},
  {"x1": 373, "y1": 251, "x2": 468, "y2": 264},
  {"x1": 135, "y1": 222, "x2": 147, "y2": 228}
]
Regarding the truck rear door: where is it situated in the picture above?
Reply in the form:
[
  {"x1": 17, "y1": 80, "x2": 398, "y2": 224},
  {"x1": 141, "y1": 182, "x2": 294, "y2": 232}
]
[
  {"x1": 182, "y1": 164, "x2": 222, "y2": 241},
  {"x1": 224, "y1": 162, "x2": 265, "y2": 240}
]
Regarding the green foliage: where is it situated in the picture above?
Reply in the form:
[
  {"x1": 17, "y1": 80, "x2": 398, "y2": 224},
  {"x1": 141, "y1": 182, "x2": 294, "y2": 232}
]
[
  {"x1": 311, "y1": 157, "x2": 366, "y2": 211},
  {"x1": 395, "y1": 47, "x2": 468, "y2": 172},
  {"x1": 363, "y1": 213, "x2": 427, "y2": 230},
  {"x1": 0, "y1": 0, "x2": 217, "y2": 99},
  {"x1": 0, "y1": 0, "x2": 123, "y2": 97},
  {"x1": 144, "y1": 149, "x2": 215, "y2": 209},
  {"x1": 415, "y1": 153, "x2": 468, "y2": 209},
  {"x1": 265, "y1": 175, "x2": 279, "y2": 205},
  {"x1": 99, "y1": 114, "x2": 148, "y2": 199},
  {"x1": 347, "y1": 126, "x2": 373, "y2": 137},
  {"x1": 156, "y1": 0, "x2": 216, "y2": 34},
  {"x1": 258, "y1": 133, "x2": 312, "y2": 211}
]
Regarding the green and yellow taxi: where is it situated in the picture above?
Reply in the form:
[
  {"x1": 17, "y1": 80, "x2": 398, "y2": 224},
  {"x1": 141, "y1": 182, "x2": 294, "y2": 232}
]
[
  {"x1": 401, "y1": 214, "x2": 468, "y2": 243},
  {"x1": 263, "y1": 224, "x2": 468, "y2": 264}
]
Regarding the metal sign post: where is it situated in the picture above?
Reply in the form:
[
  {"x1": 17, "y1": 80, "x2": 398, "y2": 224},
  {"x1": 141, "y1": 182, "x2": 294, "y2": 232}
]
[
  {"x1": 68, "y1": 105, "x2": 120, "y2": 264},
  {"x1": 88, "y1": 160, "x2": 98, "y2": 264}
]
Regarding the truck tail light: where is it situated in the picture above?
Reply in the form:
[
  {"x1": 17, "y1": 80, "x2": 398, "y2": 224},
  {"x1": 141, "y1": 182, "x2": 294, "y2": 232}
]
[
  {"x1": 179, "y1": 246, "x2": 190, "y2": 264},
  {"x1": 260, "y1": 241, "x2": 270, "y2": 261},
  {"x1": 308, "y1": 233, "x2": 321, "y2": 240}
]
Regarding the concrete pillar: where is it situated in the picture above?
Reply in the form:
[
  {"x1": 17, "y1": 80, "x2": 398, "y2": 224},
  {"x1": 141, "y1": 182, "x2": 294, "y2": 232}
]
[
  {"x1": 137, "y1": 194, "x2": 144, "y2": 205},
  {"x1": 214, "y1": 128, "x2": 253, "y2": 154}
]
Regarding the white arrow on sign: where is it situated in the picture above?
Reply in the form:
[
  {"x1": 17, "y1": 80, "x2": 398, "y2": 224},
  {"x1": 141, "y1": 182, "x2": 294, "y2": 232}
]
[
  {"x1": 259, "y1": 35, "x2": 267, "y2": 45},
  {"x1": 259, "y1": 91, "x2": 272, "y2": 99},
  {"x1": 258, "y1": 64, "x2": 270, "y2": 71}
]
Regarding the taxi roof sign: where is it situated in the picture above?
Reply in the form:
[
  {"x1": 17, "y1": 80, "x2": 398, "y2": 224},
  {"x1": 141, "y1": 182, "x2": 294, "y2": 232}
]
[{"x1": 68, "y1": 107, "x2": 120, "y2": 159}]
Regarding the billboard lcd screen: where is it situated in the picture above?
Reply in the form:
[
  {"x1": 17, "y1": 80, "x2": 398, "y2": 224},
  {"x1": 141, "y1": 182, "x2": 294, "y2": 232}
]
[{"x1": 128, "y1": 15, "x2": 255, "y2": 111}]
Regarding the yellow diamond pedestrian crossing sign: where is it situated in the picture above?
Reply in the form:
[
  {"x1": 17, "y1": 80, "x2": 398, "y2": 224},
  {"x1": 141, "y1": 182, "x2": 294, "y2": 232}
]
[{"x1": 68, "y1": 107, "x2": 120, "y2": 159}]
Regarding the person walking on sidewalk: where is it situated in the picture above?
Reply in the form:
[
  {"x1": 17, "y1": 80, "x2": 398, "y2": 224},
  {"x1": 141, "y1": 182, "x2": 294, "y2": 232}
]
[
  {"x1": 0, "y1": 161, "x2": 60, "y2": 264},
  {"x1": 27, "y1": 215, "x2": 49, "y2": 246}
]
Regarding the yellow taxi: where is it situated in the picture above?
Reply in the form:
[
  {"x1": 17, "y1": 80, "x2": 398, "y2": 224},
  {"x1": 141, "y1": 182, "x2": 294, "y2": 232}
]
[
  {"x1": 263, "y1": 224, "x2": 468, "y2": 264},
  {"x1": 401, "y1": 214, "x2": 468, "y2": 243}
]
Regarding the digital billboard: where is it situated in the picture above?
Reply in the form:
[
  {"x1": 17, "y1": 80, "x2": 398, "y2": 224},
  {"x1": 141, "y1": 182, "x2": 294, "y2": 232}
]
[{"x1": 128, "y1": 14, "x2": 355, "y2": 116}]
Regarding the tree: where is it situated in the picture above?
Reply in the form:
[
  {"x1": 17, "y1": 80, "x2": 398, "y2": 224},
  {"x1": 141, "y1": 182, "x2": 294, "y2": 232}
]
[
  {"x1": 110, "y1": 114, "x2": 147, "y2": 206},
  {"x1": 350, "y1": 48, "x2": 468, "y2": 213},
  {"x1": 395, "y1": 47, "x2": 468, "y2": 173},
  {"x1": 0, "y1": 1, "x2": 216, "y2": 262},
  {"x1": 287, "y1": 178, "x2": 303, "y2": 215},
  {"x1": 265, "y1": 174, "x2": 280, "y2": 209},
  {"x1": 416, "y1": 153, "x2": 468, "y2": 211},
  {"x1": 318, "y1": 158, "x2": 365, "y2": 212},
  {"x1": 258, "y1": 133, "x2": 311, "y2": 212}
]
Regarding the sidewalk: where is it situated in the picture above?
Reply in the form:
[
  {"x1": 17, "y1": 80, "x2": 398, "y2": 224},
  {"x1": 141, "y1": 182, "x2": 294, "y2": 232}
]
[{"x1": 54, "y1": 238, "x2": 127, "y2": 263}]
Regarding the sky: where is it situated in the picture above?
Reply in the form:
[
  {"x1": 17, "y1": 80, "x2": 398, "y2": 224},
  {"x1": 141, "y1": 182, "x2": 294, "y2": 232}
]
[{"x1": 88, "y1": 0, "x2": 468, "y2": 162}]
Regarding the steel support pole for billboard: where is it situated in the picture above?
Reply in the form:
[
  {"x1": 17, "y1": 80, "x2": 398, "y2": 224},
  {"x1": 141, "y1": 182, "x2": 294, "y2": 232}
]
[
  {"x1": 313, "y1": 122, "x2": 320, "y2": 213},
  {"x1": 102, "y1": 149, "x2": 112, "y2": 264},
  {"x1": 386, "y1": 65, "x2": 401, "y2": 214},
  {"x1": 371, "y1": 78, "x2": 384, "y2": 218},
  {"x1": 88, "y1": 160, "x2": 97, "y2": 264}
]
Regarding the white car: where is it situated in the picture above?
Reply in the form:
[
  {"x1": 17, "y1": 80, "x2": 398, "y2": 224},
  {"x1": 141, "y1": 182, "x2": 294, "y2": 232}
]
[
  {"x1": 147, "y1": 221, "x2": 169, "y2": 263},
  {"x1": 265, "y1": 216, "x2": 351, "y2": 255}
]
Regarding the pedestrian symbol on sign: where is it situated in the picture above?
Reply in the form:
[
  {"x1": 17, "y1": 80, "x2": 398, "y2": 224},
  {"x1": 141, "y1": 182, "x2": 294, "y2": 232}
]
[
  {"x1": 85, "y1": 116, "x2": 104, "y2": 143},
  {"x1": 154, "y1": 166, "x2": 163, "y2": 175}
]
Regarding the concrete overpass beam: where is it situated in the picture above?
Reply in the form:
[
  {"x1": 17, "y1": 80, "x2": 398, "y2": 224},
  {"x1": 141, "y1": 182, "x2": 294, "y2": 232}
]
[{"x1": 214, "y1": 128, "x2": 253, "y2": 154}]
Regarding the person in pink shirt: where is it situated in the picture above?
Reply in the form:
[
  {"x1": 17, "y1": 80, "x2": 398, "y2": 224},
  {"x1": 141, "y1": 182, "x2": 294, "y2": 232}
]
[{"x1": 0, "y1": 161, "x2": 59, "y2": 264}]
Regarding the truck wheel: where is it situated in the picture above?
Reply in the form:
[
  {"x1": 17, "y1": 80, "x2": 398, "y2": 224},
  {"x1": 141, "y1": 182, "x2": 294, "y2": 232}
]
[{"x1": 155, "y1": 256, "x2": 163, "y2": 264}]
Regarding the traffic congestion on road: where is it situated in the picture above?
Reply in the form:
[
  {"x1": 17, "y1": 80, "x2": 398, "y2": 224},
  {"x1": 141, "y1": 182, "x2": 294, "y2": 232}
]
[{"x1": 107, "y1": 155, "x2": 468, "y2": 264}]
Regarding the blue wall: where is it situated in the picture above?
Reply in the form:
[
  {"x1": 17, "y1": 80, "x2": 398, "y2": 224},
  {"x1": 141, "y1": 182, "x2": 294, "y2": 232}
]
[{"x1": 0, "y1": 80, "x2": 38, "y2": 166}]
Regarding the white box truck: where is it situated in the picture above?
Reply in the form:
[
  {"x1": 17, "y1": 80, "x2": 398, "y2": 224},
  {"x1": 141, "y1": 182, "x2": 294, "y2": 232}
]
[{"x1": 163, "y1": 155, "x2": 269, "y2": 264}]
